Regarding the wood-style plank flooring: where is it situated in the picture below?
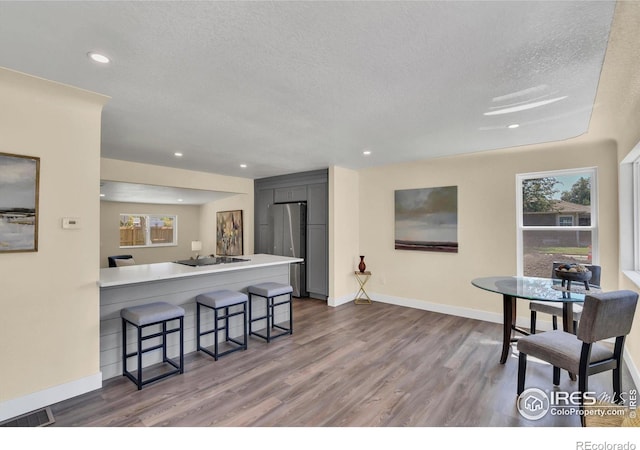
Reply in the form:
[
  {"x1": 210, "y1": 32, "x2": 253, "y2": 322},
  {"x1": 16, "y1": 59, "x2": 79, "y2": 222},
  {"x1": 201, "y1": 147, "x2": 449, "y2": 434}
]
[{"x1": 49, "y1": 299, "x2": 635, "y2": 427}]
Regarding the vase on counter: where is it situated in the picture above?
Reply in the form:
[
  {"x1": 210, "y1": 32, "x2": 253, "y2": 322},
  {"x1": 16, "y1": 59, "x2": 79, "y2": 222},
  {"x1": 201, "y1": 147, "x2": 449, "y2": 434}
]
[{"x1": 358, "y1": 256, "x2": 366, "y2": 273}]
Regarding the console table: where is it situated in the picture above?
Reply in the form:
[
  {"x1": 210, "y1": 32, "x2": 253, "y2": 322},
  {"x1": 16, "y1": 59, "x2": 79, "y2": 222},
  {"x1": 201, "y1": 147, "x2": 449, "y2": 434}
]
[{"x1": 354, "y1": 271, "x2": 372, "y2": 304}]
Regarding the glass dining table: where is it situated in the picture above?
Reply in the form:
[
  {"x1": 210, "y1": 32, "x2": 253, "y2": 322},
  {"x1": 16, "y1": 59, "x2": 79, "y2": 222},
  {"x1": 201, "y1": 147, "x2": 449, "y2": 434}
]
[{"x1": 471, "y1": 276, "x2": 598, "y2": 365}]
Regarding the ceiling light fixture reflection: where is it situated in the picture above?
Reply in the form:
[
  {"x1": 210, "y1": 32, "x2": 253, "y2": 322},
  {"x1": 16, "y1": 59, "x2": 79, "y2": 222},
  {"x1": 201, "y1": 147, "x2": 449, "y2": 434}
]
[
  {"x1": 507, "y1": 124, "x2": 520, "y2": 129},
  {"x1": 363, "y1": 150, "x2": 372, "y2": 156},
  {"x1": 484, "y1": 96, "x2": 568, "y2": 116},
  {"x1": 174, "y1": 152, "x2": 183, "y2": 157},
  {"x1": 240, "y1": 164, "x2": 247, "y2": 168},
  {"x1": 177, "y1": 198, "x2": 184, "y2": 202},
  {"x1": 88, "y1": 52, "x2": 110, "y2": 64}
]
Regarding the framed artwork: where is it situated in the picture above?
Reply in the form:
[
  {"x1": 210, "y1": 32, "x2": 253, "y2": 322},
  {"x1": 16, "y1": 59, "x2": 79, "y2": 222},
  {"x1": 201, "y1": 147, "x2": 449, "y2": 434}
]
[
  {"x1": 0, "y1": 152, "x2": 40, "y2": 253},
  {"x1": 394, "y1": 185, "x2": 458, "y2": 253},
  {"x1": 216, "y1": 210, "x2": 243, "y2": 256}
]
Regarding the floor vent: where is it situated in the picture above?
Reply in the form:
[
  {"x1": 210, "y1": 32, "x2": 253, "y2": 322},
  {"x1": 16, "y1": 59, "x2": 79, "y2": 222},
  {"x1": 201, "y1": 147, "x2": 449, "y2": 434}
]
[{"x1": 0, "y1": 407, "x2": 55, "y2": 427}]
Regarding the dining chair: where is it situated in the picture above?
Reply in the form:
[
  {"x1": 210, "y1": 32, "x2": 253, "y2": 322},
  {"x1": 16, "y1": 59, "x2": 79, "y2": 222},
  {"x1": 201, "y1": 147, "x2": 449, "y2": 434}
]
[
  {"x1": 529, "y1": 262, "x2": 601, "y2": 334},
  {"x1": 108, "y1": 254, "x2": 135, "y2": 267},
  {"x1": 518, "y1": 290, "x2": 638, "y2": 425}
]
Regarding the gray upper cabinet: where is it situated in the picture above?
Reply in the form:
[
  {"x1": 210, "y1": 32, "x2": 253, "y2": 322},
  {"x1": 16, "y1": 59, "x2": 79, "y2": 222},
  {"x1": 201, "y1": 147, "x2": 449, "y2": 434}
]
[
  {"x1": 274, "y1": 185, "x2": 307, "y2": 203},
  {"x1": 257, "y1": 188, "x2": 273, "y2": 225},
  {"x1": 307, "y1": 183, "x2": 327, "y2": 225},
  {"x1": 254, "y1": 169, "x2": 329, "y2": 300}
]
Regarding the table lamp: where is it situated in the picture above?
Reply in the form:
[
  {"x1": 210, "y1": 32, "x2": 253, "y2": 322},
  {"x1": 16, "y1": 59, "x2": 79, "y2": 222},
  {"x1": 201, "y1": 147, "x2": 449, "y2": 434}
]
[{"x1": 191, "y1": 240, "x2": 202, "y2": 259}]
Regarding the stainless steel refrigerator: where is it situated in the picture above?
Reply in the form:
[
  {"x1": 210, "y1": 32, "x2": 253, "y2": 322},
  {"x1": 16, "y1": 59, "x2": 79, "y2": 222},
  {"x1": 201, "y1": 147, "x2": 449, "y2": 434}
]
[{"x1": 267, "y1": 202, "x2": 307, "y2": 297}]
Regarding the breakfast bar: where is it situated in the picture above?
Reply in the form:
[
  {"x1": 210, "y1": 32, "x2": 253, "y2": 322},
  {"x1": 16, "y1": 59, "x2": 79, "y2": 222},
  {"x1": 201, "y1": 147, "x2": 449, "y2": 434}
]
[{"x1": 99, "y1": 254, "x2": 302, "y2": 380}]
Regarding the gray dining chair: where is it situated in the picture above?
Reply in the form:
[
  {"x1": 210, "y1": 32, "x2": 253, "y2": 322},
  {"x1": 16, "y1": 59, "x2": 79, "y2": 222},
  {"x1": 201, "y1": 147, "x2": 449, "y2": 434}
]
[
  {"x1": 518, "y1": 290, "x2": 638, "y2": 425},
  {"x1": 529, "y1": 263, "x2": 601, "y2": 334}
]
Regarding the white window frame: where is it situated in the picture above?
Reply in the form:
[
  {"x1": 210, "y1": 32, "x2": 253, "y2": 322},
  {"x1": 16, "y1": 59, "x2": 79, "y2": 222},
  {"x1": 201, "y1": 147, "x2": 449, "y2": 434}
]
[
  {"x1": 620, "y1": 142, "x2": 640, "y2": 287},
  {"x1": 516, "y1": 167, "x2": 598, "y2": 277},
  {"x1": 119, "y1": 213, "x2": 178, "y2": 248}
]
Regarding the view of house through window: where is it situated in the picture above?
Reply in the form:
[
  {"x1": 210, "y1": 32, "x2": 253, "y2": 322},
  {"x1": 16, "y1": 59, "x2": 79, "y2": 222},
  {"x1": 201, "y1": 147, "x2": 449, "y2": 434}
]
[
  {"x1": 517, "y1": 168, "x2": 597, "y2": 277},
  {"x1": 120, "y1": 214, "x2": 177, "y2": 248}
]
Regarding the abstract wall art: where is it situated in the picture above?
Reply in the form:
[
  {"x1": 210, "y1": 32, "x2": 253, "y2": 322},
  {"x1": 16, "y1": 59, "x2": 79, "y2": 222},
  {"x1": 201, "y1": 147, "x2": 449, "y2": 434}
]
[
  {"x1": 0, "y1": 152, "x2": 40, "y2": 253},
  {"x1": 216, "y1": 209, "x2": 243, "y2": 256}
]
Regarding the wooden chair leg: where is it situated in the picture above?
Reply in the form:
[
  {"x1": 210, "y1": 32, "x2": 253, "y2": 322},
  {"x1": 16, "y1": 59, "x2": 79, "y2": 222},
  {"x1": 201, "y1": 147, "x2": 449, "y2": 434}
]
[
  {"x1": 553, "y1": 366, "x2": 561, "y2": 385},
  {"x1": 530, "y1": 311, "x2": 537, "y2": 334},
  {"x1": 552, "y1": 315, "x2": 558, "y2": 330},
  {"x1": 613, "y1": 365, "x2": 622, "y2": 403},
  {"x1": 518, "y1": 351, "x2": 527, "y2": 395}
]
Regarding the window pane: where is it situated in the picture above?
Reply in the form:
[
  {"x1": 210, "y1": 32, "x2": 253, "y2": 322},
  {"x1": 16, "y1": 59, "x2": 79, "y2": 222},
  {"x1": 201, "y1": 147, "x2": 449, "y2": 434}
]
[
  {"x1": 120, "y1": 214, "x2": 145, "y2": 246},
  {"x1": 522, "y1": 229, "x2": 592, "y2": 277},
  {"x1": 119, "y1": 214, "x2": 177, "y2": 248},
  {"x1": 522, "y1": 172, "x2": 592, "y2": 227},
  {"x1": 149, "y1": 216, "x2": 175, "y2": 244}
]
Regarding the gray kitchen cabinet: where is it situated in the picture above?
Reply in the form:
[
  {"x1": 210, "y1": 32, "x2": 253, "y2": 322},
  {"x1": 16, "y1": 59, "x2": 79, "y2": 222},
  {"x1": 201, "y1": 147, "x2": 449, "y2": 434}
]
[
  {"x1": 307, "y1": 183, "x2": 327, "y2": 225},
  {"x1": 274, "y1": 185, "x2": 307, "y2": 203},
  {"x1": 306, "y1": 224, "x2": 327, "y2": 296},
  {"x1": 254, "y1": 169, "x2": 328, "y2": 300},
  {"x1": 257, "y1": 188, "x2": 273, "y2": 225}
]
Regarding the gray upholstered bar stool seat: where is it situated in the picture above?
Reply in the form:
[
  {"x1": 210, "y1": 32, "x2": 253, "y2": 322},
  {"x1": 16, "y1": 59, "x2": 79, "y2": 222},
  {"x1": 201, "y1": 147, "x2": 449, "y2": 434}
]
[
  {"x1": 196, "y1": 290, "x2": 248, "y2": 360},
  {"x1": 248, "y1": 282, "x2": 293, "y2": 342},
  {"x1": 121, "y1": 301, "x2": 185, "y2": 390}
]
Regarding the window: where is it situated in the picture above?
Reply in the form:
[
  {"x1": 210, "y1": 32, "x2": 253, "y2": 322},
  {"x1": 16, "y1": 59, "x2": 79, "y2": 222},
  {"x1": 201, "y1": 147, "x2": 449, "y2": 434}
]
[
  {"x1": 558, "y1": 216, "x2": 573, "y2": 227},
  {"x1": 119, "y1": 214, "x2": 177, "y2": 248},
  {"x1": 621, "y1": 146, "x2": 640, "y2": 284},
  {"x1": 516, "y1": 168, "x2": 597, "y2": 277}
]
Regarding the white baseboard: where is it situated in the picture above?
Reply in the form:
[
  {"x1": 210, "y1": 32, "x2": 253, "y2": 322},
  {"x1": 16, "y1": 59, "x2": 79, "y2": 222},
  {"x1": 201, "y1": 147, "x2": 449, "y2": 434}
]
[
  {"x1": 624, "y1": 350, "x2": 640, "y2": 391},
  {"x1": 327, "y1": 293, "x2": 358, "y2": 307},
  {"x1": 0, "y1": 372, "x2": 102, "y2": 423}
]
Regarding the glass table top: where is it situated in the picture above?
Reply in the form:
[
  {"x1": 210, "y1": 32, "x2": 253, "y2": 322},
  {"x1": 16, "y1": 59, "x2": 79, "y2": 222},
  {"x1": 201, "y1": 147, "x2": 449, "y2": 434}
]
[{"x1": 471, "y1": 276, "x2": 599, "y2": 303}]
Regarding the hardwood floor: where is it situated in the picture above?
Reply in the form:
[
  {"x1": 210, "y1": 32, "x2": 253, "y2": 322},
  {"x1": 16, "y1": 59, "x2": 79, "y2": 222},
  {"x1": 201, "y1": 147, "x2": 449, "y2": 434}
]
[{"x1": 49, "y1": 298, "x2": 635, "y2": 427}]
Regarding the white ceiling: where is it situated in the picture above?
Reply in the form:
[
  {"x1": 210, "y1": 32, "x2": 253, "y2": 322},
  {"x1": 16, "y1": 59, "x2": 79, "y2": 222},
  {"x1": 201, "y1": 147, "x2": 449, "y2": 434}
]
[{"x1": 0, "y1": 1, "x2": 617, "y2": 184}]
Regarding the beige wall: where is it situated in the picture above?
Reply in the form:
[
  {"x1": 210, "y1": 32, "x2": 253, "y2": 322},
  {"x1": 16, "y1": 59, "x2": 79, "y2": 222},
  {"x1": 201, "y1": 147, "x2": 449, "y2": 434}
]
[
  {"x1": 356, "y1": 138, "x2": 619, "y2": 318},
  {"x1": 200, "y1": 193, "x2": 253, "y2": 257},
  {"x1": 100, "y1": 158, "x2": 255, "y2": 262},
  {"x1": 100, "y1": 201, "x2": 202, "y2": 267},
  {"x1": 328, "y1": 166, "x2": 360, "y2": 304},
  {"x1": 0, "y1": 68, "x2": 107, "y2": 412}
]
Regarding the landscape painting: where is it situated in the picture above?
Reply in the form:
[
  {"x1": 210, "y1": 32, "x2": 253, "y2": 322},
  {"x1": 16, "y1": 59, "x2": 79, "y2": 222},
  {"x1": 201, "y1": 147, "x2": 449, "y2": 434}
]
[
  {"x1": 0, "y1": 152, "x2": 40, "y2": 253},
  {"x1": 395, "y1": 186, "x2": 458, "y2": 253},
  {"x1": 216, "y1": 210, "x2": 243, "y2": 256}
]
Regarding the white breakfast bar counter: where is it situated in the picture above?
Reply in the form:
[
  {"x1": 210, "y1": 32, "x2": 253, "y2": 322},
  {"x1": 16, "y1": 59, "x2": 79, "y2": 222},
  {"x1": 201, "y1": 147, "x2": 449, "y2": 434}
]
[{"x1": 99, "y1": 254, "x2": 302, "y2": 380}]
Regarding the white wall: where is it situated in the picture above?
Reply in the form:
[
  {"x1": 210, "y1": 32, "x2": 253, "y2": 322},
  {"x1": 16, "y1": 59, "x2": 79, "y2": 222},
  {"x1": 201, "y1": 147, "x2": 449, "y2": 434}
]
[{"x1": 0, "y1": 68, "x2": 107, "y2": 421}]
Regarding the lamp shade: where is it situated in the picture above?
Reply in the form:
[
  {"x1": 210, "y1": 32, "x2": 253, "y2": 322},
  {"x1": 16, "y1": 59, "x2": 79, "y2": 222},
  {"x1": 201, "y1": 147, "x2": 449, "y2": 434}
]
[{"x1": 191, "y1": 240, "x2": 202, "y2": 252}]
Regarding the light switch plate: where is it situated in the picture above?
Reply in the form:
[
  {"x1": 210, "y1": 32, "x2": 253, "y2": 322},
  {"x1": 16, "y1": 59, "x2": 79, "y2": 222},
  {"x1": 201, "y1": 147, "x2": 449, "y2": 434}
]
[{"x1": 62, "y1": 217, "x2": 81, "y2": 229}]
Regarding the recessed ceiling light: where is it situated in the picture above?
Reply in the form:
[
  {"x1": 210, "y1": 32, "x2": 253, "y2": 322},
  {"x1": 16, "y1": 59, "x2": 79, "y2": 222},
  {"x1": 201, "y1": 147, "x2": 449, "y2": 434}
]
[
  {"x1": 363, "y1": 150, "x2": 372, "y2": 156},
  {"x1": 88, "y1": 52, "x2": 110, "y2": 64},
  {"x1": 174, "y1": 152, "x2": 183, "y2": 157},
  {"x1": 507, "y1": 124, "x2": 520, "y2": 129},
  {"x1": 240, "y1": 164, "x2": 247, "y2": 168}
]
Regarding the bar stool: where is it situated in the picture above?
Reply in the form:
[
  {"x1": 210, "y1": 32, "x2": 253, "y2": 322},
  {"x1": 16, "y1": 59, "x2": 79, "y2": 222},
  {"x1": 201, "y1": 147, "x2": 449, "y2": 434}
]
[
  {"x1": 196, "y1": 290, "x2": 248, "y2": 360},
  {"x1": 248, "y1": 282, "x2": 293, "y2": 342},
  {"x1": 121, "y1": 301, "x2": 184, "y2": 390}
]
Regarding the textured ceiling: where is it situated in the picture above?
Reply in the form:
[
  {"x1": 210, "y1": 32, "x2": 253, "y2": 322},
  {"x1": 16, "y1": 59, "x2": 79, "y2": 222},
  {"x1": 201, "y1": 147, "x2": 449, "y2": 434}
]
[{"x1": 0, "y1": 1, "x2": 617, "y2": 184}]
